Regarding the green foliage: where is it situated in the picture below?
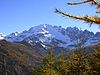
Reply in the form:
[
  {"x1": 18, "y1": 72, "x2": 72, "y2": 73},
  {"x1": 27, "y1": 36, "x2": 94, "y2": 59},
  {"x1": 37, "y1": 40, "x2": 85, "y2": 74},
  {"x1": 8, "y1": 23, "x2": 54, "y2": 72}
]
[
  {"x1": 32, "y1": 49, "x2": 58, "y2": 75},
  {"x1": 32, "y1": 46, "x2": 100, "y2": 75}
]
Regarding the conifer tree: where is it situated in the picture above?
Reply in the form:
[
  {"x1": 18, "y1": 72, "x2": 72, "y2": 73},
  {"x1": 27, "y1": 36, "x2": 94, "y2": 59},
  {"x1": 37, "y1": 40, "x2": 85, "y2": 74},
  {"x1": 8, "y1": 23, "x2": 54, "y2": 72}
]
[
  {"x1": 32, "y1": 49, "x2": 59, "y2": 75},
  {"x1": 92, "y1": 47, "x2": 100, "y2": 75},
  {"x1": 53, "y1": 52, "x2": 69, "y2": 75}
]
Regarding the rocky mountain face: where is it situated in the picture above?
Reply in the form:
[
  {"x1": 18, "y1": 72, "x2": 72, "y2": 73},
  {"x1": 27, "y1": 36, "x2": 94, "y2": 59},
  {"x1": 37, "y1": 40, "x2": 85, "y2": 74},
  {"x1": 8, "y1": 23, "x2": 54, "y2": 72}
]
[
  {"x1": 0, "y1": 33, "x2": 6, "y2": 40},
  {"x1": 0, "y1": 24, "x2": 100, "y2": 50}
]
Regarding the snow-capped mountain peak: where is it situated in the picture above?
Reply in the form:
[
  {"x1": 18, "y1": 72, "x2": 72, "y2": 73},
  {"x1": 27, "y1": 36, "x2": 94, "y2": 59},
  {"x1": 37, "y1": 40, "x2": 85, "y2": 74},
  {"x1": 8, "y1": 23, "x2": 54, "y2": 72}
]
[
  {"x1": 1, "y1": 24, "x2": 100, "y2": 49},
  {"x1": 0, "y1": 33, "x2": 6, "y2": 40}
]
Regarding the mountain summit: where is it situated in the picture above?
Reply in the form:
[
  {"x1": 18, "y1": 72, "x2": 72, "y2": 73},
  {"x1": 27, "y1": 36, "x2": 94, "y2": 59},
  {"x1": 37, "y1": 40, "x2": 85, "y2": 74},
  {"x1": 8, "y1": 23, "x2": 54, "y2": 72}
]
[
  {"x1": 0, "y1": 24, "x2": 100, "y2": 49},
  {"x1": 0, "y1": 33, "x2": 6, "y2": 40}
]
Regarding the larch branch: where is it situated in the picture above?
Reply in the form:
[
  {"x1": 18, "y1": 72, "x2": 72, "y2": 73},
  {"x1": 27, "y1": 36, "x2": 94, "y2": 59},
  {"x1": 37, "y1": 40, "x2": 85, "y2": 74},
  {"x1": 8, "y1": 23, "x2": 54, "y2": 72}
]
[
  {"x1": 67, "y1": 1, "x2": 89, "y2": 5},
  {"x1": 67, "y1": 0, "x2": 100, "y2": 8},
  {"x1": 55, "y1": 9, "x2": 100, "y2": 25}
]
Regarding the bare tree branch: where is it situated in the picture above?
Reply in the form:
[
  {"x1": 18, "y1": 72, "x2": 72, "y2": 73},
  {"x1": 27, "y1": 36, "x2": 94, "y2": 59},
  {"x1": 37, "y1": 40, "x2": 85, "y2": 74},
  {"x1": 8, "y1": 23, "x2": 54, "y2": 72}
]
[
  {"x1": 90, "y1": 0, "x2": 100, "y2": 8},
  {"x1": 96, "y1": 10, "x2": 100, "y2": 13},
  {"x1": 67, "y1": 0, "x2": 100, "y2": 8},
  {"x1": 67, "y1": 0, "x2": 89, "y2": 5}
]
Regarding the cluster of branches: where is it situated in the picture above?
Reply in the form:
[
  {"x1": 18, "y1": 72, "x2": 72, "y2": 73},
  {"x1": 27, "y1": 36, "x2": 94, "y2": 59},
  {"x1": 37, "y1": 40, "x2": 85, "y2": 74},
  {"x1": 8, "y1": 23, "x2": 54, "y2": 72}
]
[{"x1": 55, "y1": 0, "x2": 100, "y2": 25}]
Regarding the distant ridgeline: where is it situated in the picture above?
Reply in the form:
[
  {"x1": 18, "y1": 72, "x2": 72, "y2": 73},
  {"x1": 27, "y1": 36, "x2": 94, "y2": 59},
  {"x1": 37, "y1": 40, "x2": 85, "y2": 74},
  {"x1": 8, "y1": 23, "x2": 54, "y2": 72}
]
[{"x1": 0, "y1": 24, "x2": 100, "y2": 50}]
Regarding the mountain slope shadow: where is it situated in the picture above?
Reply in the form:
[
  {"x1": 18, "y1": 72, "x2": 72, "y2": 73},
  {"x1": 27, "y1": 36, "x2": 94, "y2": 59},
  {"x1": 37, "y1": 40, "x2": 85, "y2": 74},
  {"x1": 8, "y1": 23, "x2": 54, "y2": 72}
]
[{"x1": 0, "y1": 40, "x2": 40, "y2": 75}]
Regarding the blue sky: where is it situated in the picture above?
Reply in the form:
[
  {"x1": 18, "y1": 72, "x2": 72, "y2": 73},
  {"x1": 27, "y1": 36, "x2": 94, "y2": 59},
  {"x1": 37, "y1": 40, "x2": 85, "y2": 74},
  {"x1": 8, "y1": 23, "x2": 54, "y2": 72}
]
[{"x1": 0, "y1": 0, "x2": 100, "y2": 35}]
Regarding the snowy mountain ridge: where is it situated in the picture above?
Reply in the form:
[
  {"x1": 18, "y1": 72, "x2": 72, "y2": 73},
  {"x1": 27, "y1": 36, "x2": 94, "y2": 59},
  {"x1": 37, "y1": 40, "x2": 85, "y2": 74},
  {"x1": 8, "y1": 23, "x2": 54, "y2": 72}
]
[
  {"x1": 0, "y1": 24, "x2": 100, "y2": 49},
  {"x1": 0, "y1": 33, "x2": 6, "y2": 40}
]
